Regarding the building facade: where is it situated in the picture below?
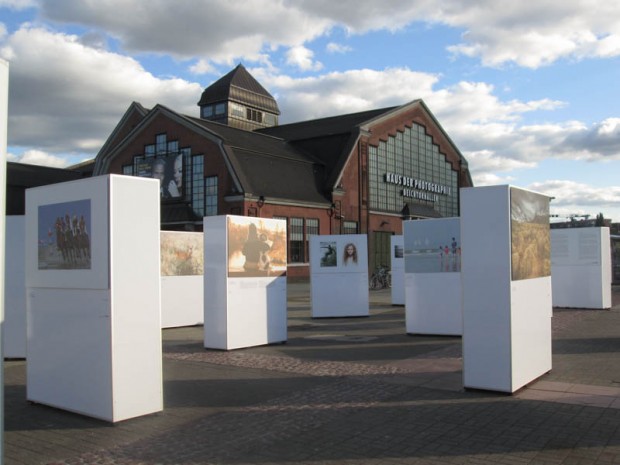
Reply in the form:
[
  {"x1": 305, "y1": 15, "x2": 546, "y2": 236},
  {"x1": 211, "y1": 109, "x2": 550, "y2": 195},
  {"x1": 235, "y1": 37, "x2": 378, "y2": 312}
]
[{"x1": 93, "y1": 65, "x2": 473, "y2": 277}]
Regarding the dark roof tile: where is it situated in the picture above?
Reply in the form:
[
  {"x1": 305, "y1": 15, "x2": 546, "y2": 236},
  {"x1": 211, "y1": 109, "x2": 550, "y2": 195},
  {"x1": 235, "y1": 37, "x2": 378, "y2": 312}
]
[{"x1": 197, "y1": 64, "x2": 279, "y2": 114}]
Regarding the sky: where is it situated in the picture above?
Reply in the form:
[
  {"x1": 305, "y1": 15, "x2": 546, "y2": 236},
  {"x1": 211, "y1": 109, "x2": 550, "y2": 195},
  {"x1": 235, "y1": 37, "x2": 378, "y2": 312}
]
[{"x1": 1, "y1": 0, "x2": 620, "y2": 222}]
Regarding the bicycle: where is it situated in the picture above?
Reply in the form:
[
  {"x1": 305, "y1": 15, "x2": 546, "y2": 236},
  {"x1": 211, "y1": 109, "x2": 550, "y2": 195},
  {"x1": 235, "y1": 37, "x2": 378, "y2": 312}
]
[{"x1": 369, "y1": 265, "x2": 391, "y2": 289}]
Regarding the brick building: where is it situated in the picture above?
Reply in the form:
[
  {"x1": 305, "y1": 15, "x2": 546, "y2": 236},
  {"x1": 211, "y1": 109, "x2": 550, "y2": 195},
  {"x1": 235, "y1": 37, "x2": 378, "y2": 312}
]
[{"x1": 93, "y1": 64, "x2": 473, "y2": 277}]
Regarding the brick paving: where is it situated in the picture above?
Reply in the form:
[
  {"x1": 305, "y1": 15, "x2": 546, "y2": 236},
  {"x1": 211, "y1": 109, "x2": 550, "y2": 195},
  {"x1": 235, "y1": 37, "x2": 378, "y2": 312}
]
[{"x1": 3, "y1": 284, "x2": 620, "y2": 465}]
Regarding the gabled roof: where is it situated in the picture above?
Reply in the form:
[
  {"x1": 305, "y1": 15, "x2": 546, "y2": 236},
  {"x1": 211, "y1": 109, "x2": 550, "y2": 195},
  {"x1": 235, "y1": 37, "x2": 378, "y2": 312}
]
[
  {"x1": 257, "y1": 107, "x2": 397, "y2": 188},
  {"x1": 186, "y1": 115, "x2": 327, "y2": 204},
  {"x1": 258, "y1": 100, "x2": 472, "y2": 189},
  {"x1": 94, "y1": 98, "x2": 472, "y2": 209},
  {"x1": 197, "y1": 64, "x2": 280, "y2": 115},
  {"x1": 94, "y1": 103, "x2": 329, "y2": 206},
  {"x1": 258, "y1": 107, "x2": 397, "y2": 141},
  {"x1": 93, "y1": 102, "x2": 149, "y2": 173}
]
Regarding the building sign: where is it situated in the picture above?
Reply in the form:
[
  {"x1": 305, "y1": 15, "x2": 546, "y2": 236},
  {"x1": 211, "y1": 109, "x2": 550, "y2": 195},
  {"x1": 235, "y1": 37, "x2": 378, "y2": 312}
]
[{"x1": 384, "y1": 173, "x2": 452, "y2": 202}]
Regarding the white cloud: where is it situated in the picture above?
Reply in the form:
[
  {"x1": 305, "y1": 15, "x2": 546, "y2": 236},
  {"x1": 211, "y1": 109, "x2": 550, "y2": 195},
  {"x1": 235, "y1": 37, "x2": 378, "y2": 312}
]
[
  {"x1": 7, "y1": 149, "x2": 72, "y2": 167},
  {"x1": 28, "y1": 1, "x2": 619, "y2": 69},
  {"x1": 37, "y1": 0, "x2": 333, "y2": 63},
  {"x1": 260, "y1": 67, "x2": 440, "y2": 122},
  {"x1": 257, "y1": 66, "x2": 620, "y2": 200},
  {"x1": 326, "y1": 42, "x2": 352, "y2": 54},
  {"x1": 188, "y1": 59, "x2": 217, "y2": 75},
  {"x1": 1, "y1": 26, "x2": 201, "y2": 153},
  {"x1": 0, "y1": 0, "x2": 36, "y2": 9},
  {"x1": 529, "y1": 179, "x2": 620, "y2": 220},
  {"x1": 471, "y1": 172, "x2": 515, "y2": 186},
  {"x1": 285, "y1": 45, "x2": 323, "y2": 71}
]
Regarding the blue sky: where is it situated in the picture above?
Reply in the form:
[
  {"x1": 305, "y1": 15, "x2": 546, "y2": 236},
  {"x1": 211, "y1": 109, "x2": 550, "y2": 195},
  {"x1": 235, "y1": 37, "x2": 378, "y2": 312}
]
[{"x1": 1, "y1": 0, "x2": 619, "y2": 222}]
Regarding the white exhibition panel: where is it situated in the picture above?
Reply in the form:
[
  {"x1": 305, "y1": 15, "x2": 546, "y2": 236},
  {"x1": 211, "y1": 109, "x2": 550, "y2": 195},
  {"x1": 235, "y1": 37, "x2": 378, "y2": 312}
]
[
  {"x1": 510, "y1": 277, "x2": 553, "y2": 391},
  {"x1": 226, "y1": 277, "x2": 287, "y2": 349},
  {"x1": 161, "y1": 276, "x2": 204, "y2": 328},
  {"x1": 25, "y1": 175, "x2": 110, "y2": 290},
  {"x1": 390, "y1": 235, "x2": 405, "y2": 305},
  {"x1": 461, "y1": 185, "x2": 552, "y2": 393},
  {"x1": 551, "y1": 228, "x2": 612, "y2": 309},
  {"x1": 4, "y1": 216, "x2": 27, "y2": 358},
  {"x1": 26, "y1": 175, "x2": 163, "y2": 422},
  {"x1": 161, "y1": 231, "x2": 204, "y2": 328},
  {"x1": 309, "y1": 234, "x2": 369, "y2": 318},
  {"x1": 203, "y1": 215, "x2": 287, "y2": 350},
  {"x1": 27, "y1": 288, "x2": 113, "y2": 420},
  {"x1": 403, "y1": 218, "x2": 462, "y2": 336},
  {"x1": 405, "y1": 273, "x2": 462, "y2": 335}
]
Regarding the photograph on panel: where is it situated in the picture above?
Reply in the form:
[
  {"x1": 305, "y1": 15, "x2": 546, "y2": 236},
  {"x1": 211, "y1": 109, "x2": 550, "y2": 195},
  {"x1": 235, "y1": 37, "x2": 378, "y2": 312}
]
[
  {"x1": 320, "y1": 241, "x2": 338, "y2": 267},
  {"x1": 405, "y1": 221, "x2": 461, "y2": 273},
  {"x1": 510, "y1": 188, "x2": 551, "y2": 281},
  {"x1": 227, "y1": 216, "x2": 287, "y2": 277},
  {"x1": 37, "y1": 199, "x2": 92, "y2": 270},
  {"x1": 161, "y1": 231, "x2": 204, "y2": 276}
]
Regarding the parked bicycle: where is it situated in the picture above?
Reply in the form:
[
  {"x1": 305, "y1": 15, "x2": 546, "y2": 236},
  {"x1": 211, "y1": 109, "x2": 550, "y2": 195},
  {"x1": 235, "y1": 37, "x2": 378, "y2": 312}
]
[{"x1": 369, "y1": 265, "x2": 391, "y2": 289}]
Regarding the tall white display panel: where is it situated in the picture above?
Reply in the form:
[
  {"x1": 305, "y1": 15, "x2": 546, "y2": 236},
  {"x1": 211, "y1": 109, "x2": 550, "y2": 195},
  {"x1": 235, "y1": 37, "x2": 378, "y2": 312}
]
[
  {"x1": 161, "y1": 231, "x2": 204, "y2": 328},
  {"x1": 310, "y1": 234, "x2": 369, "y2": 318},
  {"x1": 390, "y1": 235, "x2": 405, "y2": 305},
  {"x1": 25, "y1": 175, "x2": 163, "y2": 422},
  {"x1": 4, "y1": 216, "x2": 26, "y2": 358},
  {"x1": 461, "y1": 185, "x2": 552, "y2": 393},
  {"x1": 203, "y1": 215, "x2": 287, "y2": 350},
  {"x1": 551, "y1": 228, "x2": 612, "y2": 309},
  {"x1": 404, "y1": 218, "x2": 462, "y2": 336},
  {"x1": 1, "y1": 59, "x2": 8, "y2": 445}
]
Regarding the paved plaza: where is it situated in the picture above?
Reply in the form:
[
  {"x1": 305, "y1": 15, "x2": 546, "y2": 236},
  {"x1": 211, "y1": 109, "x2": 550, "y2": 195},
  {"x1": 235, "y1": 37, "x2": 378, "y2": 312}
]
[{"x1": 4, "y1": 283, "x2": 620, "y2": 465}]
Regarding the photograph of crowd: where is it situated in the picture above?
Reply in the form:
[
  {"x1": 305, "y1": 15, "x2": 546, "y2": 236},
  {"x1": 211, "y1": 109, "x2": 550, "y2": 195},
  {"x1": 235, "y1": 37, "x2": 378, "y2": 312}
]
[{"x1": 38, "y1": 199, "x2": 92, "y2": 270}]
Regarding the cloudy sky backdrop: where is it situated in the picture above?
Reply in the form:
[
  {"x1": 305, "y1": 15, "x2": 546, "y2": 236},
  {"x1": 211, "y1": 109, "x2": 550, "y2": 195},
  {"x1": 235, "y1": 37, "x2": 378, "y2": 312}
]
[{"x1": 1, "y1": 0, "x2": 619, "y2": 221}]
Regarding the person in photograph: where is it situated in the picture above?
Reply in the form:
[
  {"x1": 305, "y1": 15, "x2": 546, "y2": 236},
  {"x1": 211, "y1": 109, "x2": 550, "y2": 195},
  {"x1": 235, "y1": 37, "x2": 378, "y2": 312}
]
[
  {"x1": 242, "y1": 223, "x2": 271, "y2": 272},
  {"x1": 320, "y1": 243, "x2": 337, "y2": 267},
  {"x1": 152, "y1": 158, "x2": 172, "y2": 199},
  {"x1": 343, "y1": 242, "x2": 358, "y2": 265},
  {"x1": 167, "y1": 154, "x2": 183, "y2": 198},
  {"x1": 258, "y1": 233, "x2": 272, "y2": 271}
]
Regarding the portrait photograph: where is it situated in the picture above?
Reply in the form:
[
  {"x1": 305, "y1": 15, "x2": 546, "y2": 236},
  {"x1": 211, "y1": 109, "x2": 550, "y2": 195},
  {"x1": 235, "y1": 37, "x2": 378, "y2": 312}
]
[
  {"x1": 136, "y1": 154, "x2": 184, "y2": 200},
  {"x1": 341, "y1": 242, "x2": 360, "y2": 267}
]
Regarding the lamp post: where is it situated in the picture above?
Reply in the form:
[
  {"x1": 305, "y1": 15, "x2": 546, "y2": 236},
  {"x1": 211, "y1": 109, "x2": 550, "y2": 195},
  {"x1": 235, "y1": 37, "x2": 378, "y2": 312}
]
[
  {"x1": 327, "y1": 202, "x2": 336, "y2": 234},
  {"x1": 257, "y1": 195, "x2": 265, "y2": 217}
]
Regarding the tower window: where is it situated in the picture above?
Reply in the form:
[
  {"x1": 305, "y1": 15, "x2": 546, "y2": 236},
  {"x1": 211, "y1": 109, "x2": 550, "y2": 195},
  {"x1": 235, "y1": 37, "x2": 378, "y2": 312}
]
[
  {"x1": 246, "y1": 108, "x2": 263, "y2": 123},
  {"x1": 202, "y1": 106, "x2": 213, "y2": 118}
]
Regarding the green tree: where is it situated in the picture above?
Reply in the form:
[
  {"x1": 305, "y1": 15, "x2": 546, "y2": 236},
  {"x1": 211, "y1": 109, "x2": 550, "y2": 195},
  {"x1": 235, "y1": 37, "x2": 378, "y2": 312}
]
[{"x1": 595, "y1": 212, "x2": 605, "y2": 226}]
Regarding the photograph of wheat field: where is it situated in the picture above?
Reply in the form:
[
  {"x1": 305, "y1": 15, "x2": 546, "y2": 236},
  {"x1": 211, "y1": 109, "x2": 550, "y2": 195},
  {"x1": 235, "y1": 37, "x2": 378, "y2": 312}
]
[{"x1": 510, "y1": 187, "x2": 551, "y2": 281}]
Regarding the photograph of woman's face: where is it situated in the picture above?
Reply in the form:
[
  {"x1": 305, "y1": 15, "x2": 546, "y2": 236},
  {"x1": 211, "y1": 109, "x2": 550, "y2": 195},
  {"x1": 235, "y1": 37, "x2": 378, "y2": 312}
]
[
  {"x1": 343, "y1": 242, "x2": 357, "y2": 265},
  {"x1": 173, "y1": 155, "x2": 183, "y2": 189}
]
